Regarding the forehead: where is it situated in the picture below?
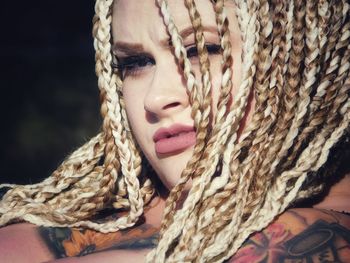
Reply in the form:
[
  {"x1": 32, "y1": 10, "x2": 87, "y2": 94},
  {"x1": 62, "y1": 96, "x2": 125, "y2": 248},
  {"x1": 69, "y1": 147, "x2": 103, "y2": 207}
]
[{"x1": 112, "y1": 0, "x2": 224, "y2": 42}]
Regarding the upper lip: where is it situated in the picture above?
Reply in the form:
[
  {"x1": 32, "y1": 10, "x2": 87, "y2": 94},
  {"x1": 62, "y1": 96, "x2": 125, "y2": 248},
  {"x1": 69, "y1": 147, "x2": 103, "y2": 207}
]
[{"x1": 153, "y1": 124, "x2": 195, "y2": 142}]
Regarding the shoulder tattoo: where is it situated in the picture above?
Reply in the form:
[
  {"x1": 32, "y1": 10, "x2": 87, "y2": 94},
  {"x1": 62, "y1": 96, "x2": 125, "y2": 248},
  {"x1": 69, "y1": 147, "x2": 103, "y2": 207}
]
[
  {"x1": 39, "y1": 223, "x2": 159, "y2": 258},
  {"x1": 228, "y1": 212, "x2": 350, "y2": 262}
]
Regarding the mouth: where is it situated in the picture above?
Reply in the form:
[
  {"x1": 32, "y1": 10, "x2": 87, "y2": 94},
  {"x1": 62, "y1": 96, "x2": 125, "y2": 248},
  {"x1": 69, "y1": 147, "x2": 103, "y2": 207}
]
[{"x1": 153, "y1": 124, "x2": 196, "y2": 155}]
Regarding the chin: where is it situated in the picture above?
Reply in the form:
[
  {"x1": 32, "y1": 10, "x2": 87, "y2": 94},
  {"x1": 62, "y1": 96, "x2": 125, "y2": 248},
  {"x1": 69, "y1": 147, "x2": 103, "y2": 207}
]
[{"x1": 151, "y1": 146, "x2": 194, "y2": 190}]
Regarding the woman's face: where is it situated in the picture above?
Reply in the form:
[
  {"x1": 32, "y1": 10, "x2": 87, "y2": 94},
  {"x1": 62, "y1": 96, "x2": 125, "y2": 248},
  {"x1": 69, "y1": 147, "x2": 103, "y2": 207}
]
[{"x1": 112, "y1": 0, "x2": 249, "y2": 189}]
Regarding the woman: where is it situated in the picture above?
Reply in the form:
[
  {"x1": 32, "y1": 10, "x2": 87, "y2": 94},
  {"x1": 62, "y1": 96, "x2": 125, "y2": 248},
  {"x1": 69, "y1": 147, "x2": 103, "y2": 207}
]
[{"x1": 1, "y1": 0, "x2": 349, "y2": 262}]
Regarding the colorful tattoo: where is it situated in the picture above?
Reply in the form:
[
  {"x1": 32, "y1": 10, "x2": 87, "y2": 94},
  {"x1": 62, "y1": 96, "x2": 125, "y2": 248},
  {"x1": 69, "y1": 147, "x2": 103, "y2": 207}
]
[
  {"x1": 39, "y1": 209, "x2": 350, "y2": 261},
  {"x1": 39, "y1": 219, "x2": 159, "y2": 258},
  {"x1": 228, "y1": 222, "x2": 293, "y2": 262},
  {"x1": 283, "y1": 220, "x2": 350, "y2": 262},
  {"x1": 228, "y1": 211, "x2": 350, "y2": 263}
]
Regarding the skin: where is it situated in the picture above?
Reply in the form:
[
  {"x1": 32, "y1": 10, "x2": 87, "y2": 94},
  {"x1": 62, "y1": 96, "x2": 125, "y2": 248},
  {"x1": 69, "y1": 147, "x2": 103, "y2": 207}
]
[
  {"x1": 112, "y1": 0, "x2": 247, "y2": 188},
  {"x1": 0, "y1": 0, "x2": 349, "y2": 262},
  {"x1": 1, "y1": 203, "x2": 350, "y2": 263}
]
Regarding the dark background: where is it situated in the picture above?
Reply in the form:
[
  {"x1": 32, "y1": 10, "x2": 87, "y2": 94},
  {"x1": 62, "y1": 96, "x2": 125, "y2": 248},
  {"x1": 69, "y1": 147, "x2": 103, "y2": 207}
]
[{"x1": 0, "y1": 1, "x2": 101, "y2": 184}]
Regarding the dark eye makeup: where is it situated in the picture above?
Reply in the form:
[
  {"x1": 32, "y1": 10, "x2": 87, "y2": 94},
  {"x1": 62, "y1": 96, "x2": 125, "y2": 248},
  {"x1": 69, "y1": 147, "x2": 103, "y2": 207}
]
[
  {"x1": 186, "y1": 43, "x2": 221, "y2": 58},
  {"x1": 112, "y1": 43, "x2": 221, "y2": 78},
  {"x1": 112, "y1": 54, "x2": 155, "y2": 78}
]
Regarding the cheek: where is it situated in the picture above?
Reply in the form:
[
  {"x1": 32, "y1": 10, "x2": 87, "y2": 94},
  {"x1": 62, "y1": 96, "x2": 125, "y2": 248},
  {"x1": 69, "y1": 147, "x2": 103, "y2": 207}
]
[
  {"x1": 209, "y1": 50, "x2": 253, "y2": 134},
  {"x1": 209, "y1": 54, "x2": 243, "y2": 113},
  {"x1": 123, "y1": 84, "x2": 147, "y2": 142},
  {"x1": 211, "y1": 73, "x2": 222, "y2": 112}
]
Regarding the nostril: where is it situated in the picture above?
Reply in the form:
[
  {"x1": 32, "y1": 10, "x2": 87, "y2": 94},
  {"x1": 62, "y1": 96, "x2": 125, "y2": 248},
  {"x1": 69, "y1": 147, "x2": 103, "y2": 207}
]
[{"x1": 163, "y1": 102, "x2": 181, "y2": 110}]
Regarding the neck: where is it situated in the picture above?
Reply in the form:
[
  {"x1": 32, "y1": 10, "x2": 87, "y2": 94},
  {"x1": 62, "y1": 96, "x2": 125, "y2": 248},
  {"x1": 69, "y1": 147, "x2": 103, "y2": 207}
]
[{"x1": 313, "y1": 173, "x2": 350, "y2": 213}]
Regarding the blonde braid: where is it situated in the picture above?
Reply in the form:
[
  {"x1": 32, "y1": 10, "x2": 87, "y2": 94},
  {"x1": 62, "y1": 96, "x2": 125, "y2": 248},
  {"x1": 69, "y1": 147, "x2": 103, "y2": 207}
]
[
  {"x1": 192, "y1": 0, "x2": 261, "y2": 256},
  {"x1": 153, "y1": 0, "x2": 350, "y2": 261},
  {"x1": 169, "y1": 0, "x2": 235, "y2": 256},
  {"x1": 257, "y1": 0, "x2": 305, "y2": 175},
  {"x1": 95, "y1": 0, "x2": 145, "y2": 230},
  {"x1": 202, "y1": 3, "x2": 349, "y2": 261},
  {"x1": 190, "y1": 2, "x2": 272, "y2": 234},
  {"x1": 250, "y1": 0, "x2": 302, "y2": 206},
  {"x1": 236, "y1": 1, "x2": 286, "y2": 227},
  {"x1": 0, "y1": 134, "x2": 105, "y2": 226},
  {"x1": 2, "y1": 1, "x2": 350, "y2": 262},
  {"x1": 212, "y1": 0, "x2": 234, "y2": 120},
  {"x1": 242, "y1": 0, "x2": 291, "y2": 212},
  {"x1": 284, "y1": 1, "x2": 350, "y2": 168},
  {"x1": 118, "y1": 95, "x2": 154, "y2": 208},
  {"x1": 296, "y1": 64, "x2": 350, "y2": 198},
  {"x1": 267, "y1": 0, "x2": 317, "y2": 174},
  {"x1": 182, "y1": 0, "x2": 271, "y2": 257},
  {"x1": 164, "y1": 0, "x2": 216, "y2": 255},
  {"x1": 159, "y1": 2, "x2": 231, "y2": 259},
  {"x1": 93, "y1": 1, "x2": 122, "y2": 218},
  {"x1": 201, "y1": 96, "x2": 349, "y2": 262},
  {"x1": 299, "y1": 0, "x2": 339, "y2": 120},
  {"x1": 153, "y1": 0, "x2": 260, "y2": 261},
  {"x1": 200, "y1": 0, "x2": 234, "y2": 198},
  {"x1": 154, "y1": 0, "x2": 214, "y2": 239},
  {"x1": 239, "y1": 0, "x2": 273, "y2": 130},
  {"x1": 231, "y1": 0, "x2": 286, "y2": 214},
  {"x1": 148, "y1": 0, "x2": 208, "y2": 256}
]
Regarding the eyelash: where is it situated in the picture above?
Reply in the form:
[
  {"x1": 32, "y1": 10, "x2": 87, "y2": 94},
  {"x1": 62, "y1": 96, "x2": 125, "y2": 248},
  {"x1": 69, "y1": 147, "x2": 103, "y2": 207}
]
[
  {"x1": 186, "y1": 43, "x2": 221, "y2": 59},
  {"x1": 113, "y1": 55, "x2": 155, "y2": 78},
  {"x1": 113, "y1": 43, "x2": 221, "y2": 78}
]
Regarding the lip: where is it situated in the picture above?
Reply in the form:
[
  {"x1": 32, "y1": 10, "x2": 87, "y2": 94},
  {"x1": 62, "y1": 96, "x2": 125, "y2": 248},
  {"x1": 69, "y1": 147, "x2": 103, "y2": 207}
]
[{"x1": 153, "y1": 124, "x2": 196, "y2": 154}]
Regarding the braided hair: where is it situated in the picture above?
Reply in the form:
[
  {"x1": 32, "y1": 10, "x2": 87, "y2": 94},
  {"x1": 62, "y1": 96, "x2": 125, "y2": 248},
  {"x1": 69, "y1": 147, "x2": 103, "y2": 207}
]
[{"x1": 1, "y1": 0, "x2": 349, "y2": 262}]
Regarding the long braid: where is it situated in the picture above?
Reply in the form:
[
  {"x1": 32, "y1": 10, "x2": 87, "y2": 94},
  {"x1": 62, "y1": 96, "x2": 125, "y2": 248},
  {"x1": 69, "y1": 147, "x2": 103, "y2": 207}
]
[
  {"x1": 284, "y1": 1, "x2": 350, "y2": 168},
  {"x1": 267, "y1": 0, "x2": 318, "y2": 176},
  {"x1": 158, "y1": 0, "x2": 350, "y2": 261},
  {"x1": 165, "y1": 0, "x2": 215, "y2": 256},
  {"x1": 200, "y1": 0, "x2": 234, "y2": 198},
  {"x1": 163, "y1": 0, "x2": 261, "y2": 261},
  {"x1": 208, "y1": 2, "x2": 349, "y2": 262},
  {"x1": 1, "y1": 0, "x2": 350, "y2": 262},
  {"x1": 95, "y1": 0, "x2": 145, "y2": 229},
  {"x1": 243, "y1": 0, "x2": 292, "y2": 213},
  {"x1": 165, "y1": 1, "x2": 235, "y2": 259},
  {"x1": 117, "y1": 94, "x2": 154, "y2": 209},
  {"x1": 212, "y1": 0, "x2": 234, "y2": 120},
  {"x1": 154, "y1": 0, "x2": 212, "y2": 238},
  {"x1": 233, "y1": 0, "x2": 273, "y2": 148},
  {"x1": 0, "y1": 134, "x2": 105, "y2": 226},
  {"x1": 194, "y1": 0, "x2": 261, "y2": 257},
  {"x1": 0, "y1": 0, "x2": 144, "y2": 232},
  {"x1": 204, "y1": 90, "x2": 349, "y2": 262},
  {"x1": 234, "y1": 0, "x2": 287, "y2": 216},
  {"x1": 168, "y1": 0, "x2": 235, "y2": 257},
  {"x1": 258, "y1": 0, "x2": 305, "y2": 179},
  {"x1": 189, "y1": 3, "x2": 272, "y2": 244},
  {"x1": 185, "y1": 0, "x2": 272, "y2": 257}
]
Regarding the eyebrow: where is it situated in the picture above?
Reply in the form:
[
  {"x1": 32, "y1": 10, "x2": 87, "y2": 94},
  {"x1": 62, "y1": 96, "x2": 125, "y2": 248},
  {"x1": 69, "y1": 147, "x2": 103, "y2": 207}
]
[
  {"x1": 113, "y1": 42, "x2": 145, "y2": 55},
  {"x1": 113, "y1": 25, "x2": 218, "y2": 55}
]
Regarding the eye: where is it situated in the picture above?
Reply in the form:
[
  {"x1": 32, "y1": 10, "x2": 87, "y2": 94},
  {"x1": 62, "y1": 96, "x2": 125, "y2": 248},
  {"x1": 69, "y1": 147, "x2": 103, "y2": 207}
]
[
  {"x1": 112, "y1": 55, "x2": 155, "y2": 78},
  {"x1": 186, "y1": 43, "x2": 221, "y2": 59}
]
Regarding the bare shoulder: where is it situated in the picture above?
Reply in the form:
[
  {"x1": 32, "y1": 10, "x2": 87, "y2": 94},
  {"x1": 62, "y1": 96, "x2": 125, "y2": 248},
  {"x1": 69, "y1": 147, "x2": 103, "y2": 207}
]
[
  {"x1": 0, "y1": 222, "x2": 54, "y2": 262},
  {"x1": 0, "y1": 198, "x2": 163, "y2": 262},
  {"x1": 229, "y1": 208, "x2": 350, "y2": 262},
  {"x1": 38, "y1": 219, "x2": 159, "y2": 259},
  {"x1": 0, "y1": 217, "x2": 159, "y2": 262}
]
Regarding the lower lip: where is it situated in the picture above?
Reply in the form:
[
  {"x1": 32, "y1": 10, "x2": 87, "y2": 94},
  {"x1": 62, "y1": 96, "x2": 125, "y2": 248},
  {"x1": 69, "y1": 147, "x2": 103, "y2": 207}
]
[{"x1": 155, "y1": 131, "x2": 196, "y2": 154}]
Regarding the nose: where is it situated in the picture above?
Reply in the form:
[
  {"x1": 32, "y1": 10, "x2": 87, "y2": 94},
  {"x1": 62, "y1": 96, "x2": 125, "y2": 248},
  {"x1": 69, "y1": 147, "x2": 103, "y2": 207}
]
[{"x1": 144, "y1": 61, "x2": 189, "y2": 121}]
